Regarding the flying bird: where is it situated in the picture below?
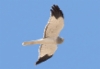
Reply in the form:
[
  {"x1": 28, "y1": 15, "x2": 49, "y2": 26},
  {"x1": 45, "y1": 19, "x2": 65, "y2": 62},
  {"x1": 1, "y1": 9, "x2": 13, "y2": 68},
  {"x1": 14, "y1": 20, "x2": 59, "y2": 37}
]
[{"x1": 22, "y1": 4, "x2": 64, "y2": 65}]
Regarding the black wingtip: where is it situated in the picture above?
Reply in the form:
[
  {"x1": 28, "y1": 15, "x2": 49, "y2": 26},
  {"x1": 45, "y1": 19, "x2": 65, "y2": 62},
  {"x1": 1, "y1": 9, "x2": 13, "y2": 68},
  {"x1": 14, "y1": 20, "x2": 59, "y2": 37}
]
[
  {"x1": 35, "y1": 54, "x2": 53, "y2": 65},
  {"x1": 50, "y1": 4, "x2": 64, "y2": 19}
]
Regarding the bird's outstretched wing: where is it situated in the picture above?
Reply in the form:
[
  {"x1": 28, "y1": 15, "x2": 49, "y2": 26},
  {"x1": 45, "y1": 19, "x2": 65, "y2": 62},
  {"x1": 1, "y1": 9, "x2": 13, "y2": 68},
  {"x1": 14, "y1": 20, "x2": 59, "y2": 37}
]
[
  {"x1": 36, "y1": 44, "x2": 57, "y2": 65},
  {"x1": 44, "y1": 4, "x2": 64, "y2": 38},
  {"x1": 36, "y1": 5, "x2": 64, "y2": 65}
]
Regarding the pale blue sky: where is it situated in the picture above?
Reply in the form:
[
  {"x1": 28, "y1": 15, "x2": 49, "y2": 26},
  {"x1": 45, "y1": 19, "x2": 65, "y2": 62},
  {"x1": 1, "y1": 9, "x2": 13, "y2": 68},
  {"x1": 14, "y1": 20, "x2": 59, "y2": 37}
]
[{"x1": 0, "y1": 0, "x2": 100, "y2": 69}]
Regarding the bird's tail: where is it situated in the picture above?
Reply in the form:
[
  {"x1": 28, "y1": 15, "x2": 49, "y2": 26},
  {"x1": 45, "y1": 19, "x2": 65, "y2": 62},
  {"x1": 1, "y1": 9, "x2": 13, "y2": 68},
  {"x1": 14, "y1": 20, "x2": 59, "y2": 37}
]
[
  {"x1": 22, "y1": 38, "x2": 55, "y2": 46},
  {"x1": 22, "y1": 39, "x2": 43, "y2": 46}
]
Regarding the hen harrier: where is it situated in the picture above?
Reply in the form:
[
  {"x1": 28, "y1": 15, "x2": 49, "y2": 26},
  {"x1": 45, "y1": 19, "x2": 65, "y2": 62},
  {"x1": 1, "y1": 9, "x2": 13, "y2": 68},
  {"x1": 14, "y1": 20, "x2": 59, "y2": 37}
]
[{"x1": 22, "y1": 4, "x2": 64, "y2": 65}]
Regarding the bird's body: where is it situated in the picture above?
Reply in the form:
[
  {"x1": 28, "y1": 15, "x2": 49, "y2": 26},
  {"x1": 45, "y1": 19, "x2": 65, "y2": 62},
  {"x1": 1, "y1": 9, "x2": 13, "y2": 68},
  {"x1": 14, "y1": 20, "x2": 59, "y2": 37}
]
[
  {"x1": 22, "y1": 4, "x2": 64, "y2": 65},
  {"x1": 23, "y1": 37, "x2": 64, "y2": 45}
]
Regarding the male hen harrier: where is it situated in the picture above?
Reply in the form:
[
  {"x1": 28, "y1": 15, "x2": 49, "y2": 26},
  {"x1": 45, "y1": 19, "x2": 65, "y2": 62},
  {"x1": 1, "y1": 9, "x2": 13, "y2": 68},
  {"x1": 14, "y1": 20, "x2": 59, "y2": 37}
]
[{"x1": 22, "y1": 4, "x2": 64, "y2": 65}]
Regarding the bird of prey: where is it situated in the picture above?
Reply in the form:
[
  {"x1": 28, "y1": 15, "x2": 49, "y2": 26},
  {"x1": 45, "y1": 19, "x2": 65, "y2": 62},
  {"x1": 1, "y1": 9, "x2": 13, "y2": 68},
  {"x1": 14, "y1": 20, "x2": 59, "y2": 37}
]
[{"x1": 22, "y1": 4, "x2": 64, "y2": 65}]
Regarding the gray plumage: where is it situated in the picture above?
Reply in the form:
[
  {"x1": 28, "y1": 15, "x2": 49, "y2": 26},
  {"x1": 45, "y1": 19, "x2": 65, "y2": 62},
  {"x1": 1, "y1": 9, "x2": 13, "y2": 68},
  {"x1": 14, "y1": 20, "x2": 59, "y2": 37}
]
[{"x1": 56, "y1": 37, "x2": 64, "y2": 44}]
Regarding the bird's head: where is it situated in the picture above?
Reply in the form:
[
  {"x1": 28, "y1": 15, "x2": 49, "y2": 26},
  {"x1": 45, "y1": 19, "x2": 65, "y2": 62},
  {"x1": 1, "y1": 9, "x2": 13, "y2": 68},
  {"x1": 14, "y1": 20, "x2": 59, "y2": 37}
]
[{"x1": 57, "y1": 37, "x2": 64, "y2": 44}]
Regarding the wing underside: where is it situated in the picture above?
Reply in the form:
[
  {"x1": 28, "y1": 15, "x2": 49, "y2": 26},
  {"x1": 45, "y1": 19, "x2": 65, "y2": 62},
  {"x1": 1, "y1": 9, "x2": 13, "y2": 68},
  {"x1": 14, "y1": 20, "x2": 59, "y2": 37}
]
[
  {"x1": 44, "y1": 5, "x2": 64, "y2": 38},
  {"x1": 36, "y1": 44, "x2": 57, "y2": 65},
  {"x1": 36, "y1": 54, "x2": 53, "y2": 65},
  {"x1": 36, "y1": 5, "x2": 64, "y2": 65}
]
